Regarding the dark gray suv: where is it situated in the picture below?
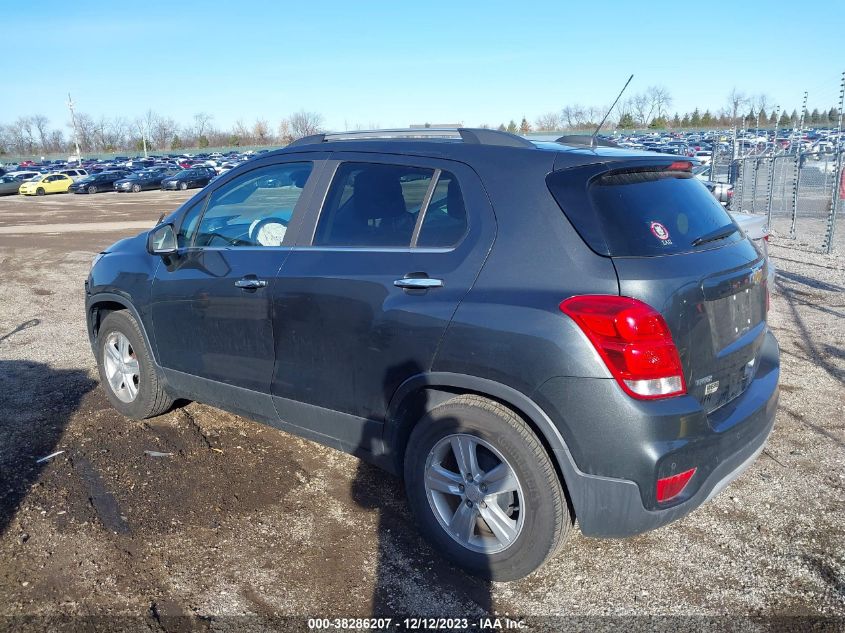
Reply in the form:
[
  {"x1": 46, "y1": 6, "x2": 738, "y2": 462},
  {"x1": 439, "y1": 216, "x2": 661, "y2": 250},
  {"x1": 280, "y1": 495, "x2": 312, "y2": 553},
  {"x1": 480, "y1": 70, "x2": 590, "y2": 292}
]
[{"x1": 85, "y1": 129, "x2": 779, "y2": 580}]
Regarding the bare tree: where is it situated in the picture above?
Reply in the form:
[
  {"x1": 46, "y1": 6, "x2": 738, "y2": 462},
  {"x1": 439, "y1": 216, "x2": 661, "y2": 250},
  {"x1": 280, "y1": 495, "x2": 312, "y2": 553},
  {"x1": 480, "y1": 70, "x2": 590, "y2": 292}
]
[
  {"x1": 253, "y1": 118, "x2": 270, "y2": 145},
  {"x1": 535, "y1": 112, "x2": 560, "y2": 131},
  {"x1": 645, "y1": 86, "x2": 672, "y2": 122},
  {"x1": 193, "y1": 112, "x2": 213, "y2": 139},
  {"x1": 278, "y1": 119, "x2": 293, "y2": 145},
  {"x1": 288, "y1": 110, "x2": 324, "y2": 139},
  {"x1": 631, "y1": 94, "x2": 650, "y2": 127},
  {"x1": 151, "y1": 115, "x2": 178, "y2": 150},
  {"x1": 31, "y1": 115, "x2": 50, "y2": 152},
  {"x1": 727, "y1": 88, "x2": 748, "y2": 124}
]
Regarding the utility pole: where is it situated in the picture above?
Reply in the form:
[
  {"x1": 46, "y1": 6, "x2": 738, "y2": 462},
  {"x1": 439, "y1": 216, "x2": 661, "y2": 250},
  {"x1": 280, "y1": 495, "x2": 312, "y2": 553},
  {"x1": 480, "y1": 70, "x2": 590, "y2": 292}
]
[{"x1": 67, "y1": 93, "x2": 82, "y2": 163}]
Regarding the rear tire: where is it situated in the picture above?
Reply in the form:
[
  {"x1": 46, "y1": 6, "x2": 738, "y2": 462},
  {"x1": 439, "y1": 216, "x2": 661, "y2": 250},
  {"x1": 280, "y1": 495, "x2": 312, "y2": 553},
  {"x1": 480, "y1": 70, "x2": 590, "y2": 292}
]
[
  {"x1": 404, "y1": 394, "x2": 571, "y2": 581},
  {"x1": 36, "y1": 187, "x2": 45, "y2": 196},
  {"x1": 96, "y1": 310, "x2": 173, "y2": 419}
]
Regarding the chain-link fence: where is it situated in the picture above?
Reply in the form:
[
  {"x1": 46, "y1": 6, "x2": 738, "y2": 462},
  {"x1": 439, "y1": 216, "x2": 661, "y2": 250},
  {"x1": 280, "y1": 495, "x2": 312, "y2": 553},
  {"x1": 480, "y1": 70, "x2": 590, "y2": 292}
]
[{"x1": 726, "y1": 149, "x2": 844, "y2": 254}]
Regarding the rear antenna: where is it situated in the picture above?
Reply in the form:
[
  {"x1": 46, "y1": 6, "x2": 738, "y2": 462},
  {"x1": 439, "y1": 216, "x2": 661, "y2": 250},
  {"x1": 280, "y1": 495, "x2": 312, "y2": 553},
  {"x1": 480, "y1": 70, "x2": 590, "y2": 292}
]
[{"x1": 591, "y1": 74, "x2": 634, "y2": 149}]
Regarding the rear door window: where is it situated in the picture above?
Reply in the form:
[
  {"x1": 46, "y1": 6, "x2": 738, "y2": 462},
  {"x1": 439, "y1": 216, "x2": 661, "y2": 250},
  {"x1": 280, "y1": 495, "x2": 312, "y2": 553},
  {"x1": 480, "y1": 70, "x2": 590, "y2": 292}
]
[
  {"x1": 547, "y1": 165, "x2": 740, "y2": 256},
  {"x1": 315, "y1": 163, "x2": 435, "y2": 247}
]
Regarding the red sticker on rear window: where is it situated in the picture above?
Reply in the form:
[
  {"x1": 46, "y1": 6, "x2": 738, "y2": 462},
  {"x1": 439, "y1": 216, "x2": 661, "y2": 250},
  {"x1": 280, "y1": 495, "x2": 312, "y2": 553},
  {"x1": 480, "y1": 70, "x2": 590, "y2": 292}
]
[{"x1": 650, "y1": 221, "x2": 671, "y2": 243}]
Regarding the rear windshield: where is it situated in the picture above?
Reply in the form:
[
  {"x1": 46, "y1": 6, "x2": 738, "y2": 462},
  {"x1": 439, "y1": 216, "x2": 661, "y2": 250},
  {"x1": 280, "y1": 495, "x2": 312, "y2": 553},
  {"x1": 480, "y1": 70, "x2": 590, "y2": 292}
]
[{"x1": 547, "y1": 165, "x2": 741, "y2": 256}]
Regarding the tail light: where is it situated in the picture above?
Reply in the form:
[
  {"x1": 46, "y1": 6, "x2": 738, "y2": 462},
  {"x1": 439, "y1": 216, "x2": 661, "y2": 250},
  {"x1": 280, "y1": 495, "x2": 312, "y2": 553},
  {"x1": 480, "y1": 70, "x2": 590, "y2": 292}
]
[
  {"x1": 656, "y1": 468, "x2": 696, "y2": 503},
  {"x1": 666, "y1": 161, "x2": 693, "y2": 171},
  {"x1": 559, "y1": 296, "x2": 686, "y2": 399}
]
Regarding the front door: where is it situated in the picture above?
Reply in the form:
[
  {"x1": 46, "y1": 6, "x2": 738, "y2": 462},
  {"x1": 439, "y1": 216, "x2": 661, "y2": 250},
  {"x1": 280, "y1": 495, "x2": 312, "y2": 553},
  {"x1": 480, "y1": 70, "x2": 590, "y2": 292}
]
[
  {"x1": 149, "y1": 159, "x2": 321, "y2": 402},
  {"x1": 270, "y1": 155, "x2": 495, "y2": 449}
]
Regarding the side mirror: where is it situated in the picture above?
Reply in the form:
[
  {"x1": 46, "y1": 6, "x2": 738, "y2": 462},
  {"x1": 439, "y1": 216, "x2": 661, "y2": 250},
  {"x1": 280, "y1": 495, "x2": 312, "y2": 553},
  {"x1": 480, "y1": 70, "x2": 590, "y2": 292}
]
[{"x1": 147, "y1": 223, "x2": 178, "y2": 256}]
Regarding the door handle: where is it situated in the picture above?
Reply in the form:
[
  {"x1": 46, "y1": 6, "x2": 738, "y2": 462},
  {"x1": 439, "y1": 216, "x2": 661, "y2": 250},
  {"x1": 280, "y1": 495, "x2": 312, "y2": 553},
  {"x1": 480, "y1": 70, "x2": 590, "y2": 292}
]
[
  {"x1": 235, "y1": 277, "x2": 267, "y2": 289},
  {"x1": 394, "y1": 277, "x2": 443, "y2": 289}
]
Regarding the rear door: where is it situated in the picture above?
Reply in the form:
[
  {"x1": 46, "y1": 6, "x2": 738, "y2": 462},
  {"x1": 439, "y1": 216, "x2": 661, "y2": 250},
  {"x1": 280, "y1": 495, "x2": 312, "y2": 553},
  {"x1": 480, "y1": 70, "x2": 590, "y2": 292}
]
[
  {"x1": 270, "y1": 154, "x2": 495, "y2": 438},
  {"x1": 548, "y1": 159, "x2": 768, "y2": 413},
  {"x1": 149, "y1": 156, "x2": 325, "y2": 404}
]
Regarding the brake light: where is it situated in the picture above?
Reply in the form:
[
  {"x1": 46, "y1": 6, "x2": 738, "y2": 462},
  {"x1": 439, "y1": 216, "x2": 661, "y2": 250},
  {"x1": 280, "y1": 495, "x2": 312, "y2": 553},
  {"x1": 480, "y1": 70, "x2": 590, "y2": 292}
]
[
  {"x1": 667, "y1": 161, "x2": 693, "y2": 171},
  {"x1": 656, "y1": 468, "x2": 696, "y2": 503},
  {"x1": 559, "y1": 296, "x2": 686, "y2": 399}
]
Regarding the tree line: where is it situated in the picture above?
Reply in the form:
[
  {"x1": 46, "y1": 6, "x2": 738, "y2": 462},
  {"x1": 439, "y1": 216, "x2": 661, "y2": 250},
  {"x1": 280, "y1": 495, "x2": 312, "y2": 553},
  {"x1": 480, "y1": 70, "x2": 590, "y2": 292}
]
[
  {"x1": 1, "y1": 88, "x2": 841, "y2": 158},
  {"x1": 529, "y1": 87, "x2": 840, "y2": 132},
  {"x1": 0, "y1": 110, "x2": 325, "y2": 158}
]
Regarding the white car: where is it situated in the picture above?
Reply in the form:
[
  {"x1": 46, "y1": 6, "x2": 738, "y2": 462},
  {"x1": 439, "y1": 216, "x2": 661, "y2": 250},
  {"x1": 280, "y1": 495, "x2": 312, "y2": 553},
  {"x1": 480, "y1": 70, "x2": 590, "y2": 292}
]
[
  {"x1": 694, "y1": 150, "x2": 713, "y2": 165},
  {"x1": 54, "y1": 168, "x2": 89, "y2": 182}
]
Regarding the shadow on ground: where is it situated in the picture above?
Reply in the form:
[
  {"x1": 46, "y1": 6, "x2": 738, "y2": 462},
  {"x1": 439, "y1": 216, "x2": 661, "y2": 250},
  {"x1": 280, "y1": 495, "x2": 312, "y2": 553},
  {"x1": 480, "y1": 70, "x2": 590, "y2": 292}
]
[{"x1": 0, "y1": 360, "x2": 96, "y2": 537}]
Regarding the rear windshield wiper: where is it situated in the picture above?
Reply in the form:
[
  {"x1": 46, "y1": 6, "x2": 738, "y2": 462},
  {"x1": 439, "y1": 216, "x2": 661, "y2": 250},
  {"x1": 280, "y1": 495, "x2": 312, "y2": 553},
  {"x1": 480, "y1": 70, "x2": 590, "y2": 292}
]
[{"x1": 691, "y1": 224, "x2": 739, "y2": 247}]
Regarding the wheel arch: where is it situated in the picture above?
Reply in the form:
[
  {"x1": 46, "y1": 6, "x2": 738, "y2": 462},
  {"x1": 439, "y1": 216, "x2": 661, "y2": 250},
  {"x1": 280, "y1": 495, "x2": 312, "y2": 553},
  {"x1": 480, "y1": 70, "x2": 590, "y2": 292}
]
[
  {"x1": 384, "y1": 372, "x2": 581, "y2": 518},
  {"x1": 86, "y1": 293, "x2": 158, "y2": 366}
]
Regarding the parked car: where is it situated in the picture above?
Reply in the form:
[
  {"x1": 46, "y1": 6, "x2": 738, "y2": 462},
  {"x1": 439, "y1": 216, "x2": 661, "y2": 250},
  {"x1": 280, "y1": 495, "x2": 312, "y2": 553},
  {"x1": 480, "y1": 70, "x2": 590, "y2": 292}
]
[
  {"x1": 19, "y1": 173, "x2": 74, "y2": 196},
  {"x1": 55, "y1": 168, "x2": 89, "y2": 181},
  {"x1": 693, "y1": 164, "x2": 732, "y2": 205},
  {"x1": 0, "y1": 174, "x2": 26, "y2": 195},
  {"x1": 160, "y1": 168, "x2": 213, "y2": 190},
  {"x1": 114, "y1": 168, "x2": 181, "y2": 192},
  {"x1": 693, "y1": 150, "x2": 713, "y2": 165},
  {"x1": 70, "y1": 171, "x2": 127, "y2": 194},
  {"x1": 86, "y1": 128, "x2": 779, "y2": 581},
  {"x1": 4, "y1": 170, "x2": 41, "y2": 182}
]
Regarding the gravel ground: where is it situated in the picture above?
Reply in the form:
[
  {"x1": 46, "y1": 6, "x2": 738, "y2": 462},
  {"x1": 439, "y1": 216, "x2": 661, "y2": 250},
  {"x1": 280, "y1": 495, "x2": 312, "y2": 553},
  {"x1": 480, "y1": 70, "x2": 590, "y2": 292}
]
[{"x1": 0, "y1": 192, "x2": 842, "y2": 630}]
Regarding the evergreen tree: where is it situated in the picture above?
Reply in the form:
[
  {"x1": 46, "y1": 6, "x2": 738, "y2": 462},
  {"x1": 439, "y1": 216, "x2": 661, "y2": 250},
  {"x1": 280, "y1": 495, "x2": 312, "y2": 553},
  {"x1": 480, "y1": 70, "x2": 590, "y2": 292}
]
[
  {"x1": 671, "y1": 113, "x2": 681, "y2": 128},
  {"x1": 519, "y1": 117, "x2": 531, "y2": 134},
  {"x1": 497, "y1": 123, "x2": 507, "y2": 132},
  {"x1": 768, "y1": 111, "x2": 778, "y2": 126},
  {"x1": 681, "y1": 114, "x2": 691, "y2": 128},
  {"x1": 690, "y1": 108, "x2": 702, "y2": 127},
  {"x1": 701, "y1": 110, "x2": 713, "y2": 126},
  {"x1": 829, "y1": 107, "x2": 840, "y2": 125},
  {"x1": 648, "y1": 116, "x2": 668, "y2": 129},
  {"x1": 618, "y1": 113, "x2": 635, "y2": 129},
  {"x1": 198, "y1": 135, "x2": 210, "y2": 148},
  {"x1": 170, "y1": 135, "x2": 183, "y2": 150},
  {"x1": 506, "y1": 120, "x2": 518, "y2": 133},
  {"x1": 809, "y1": 108, "x2": 820, "y2": 125},
  {"x1": 779, "y1": 111, "x2": 791, "y2": 126},
  {"x1": 757, "y1": 108, "x2": 767, "y2": 125},
  {"x1": 790, "y1": 109, "x2": 799, "y2": 125}
]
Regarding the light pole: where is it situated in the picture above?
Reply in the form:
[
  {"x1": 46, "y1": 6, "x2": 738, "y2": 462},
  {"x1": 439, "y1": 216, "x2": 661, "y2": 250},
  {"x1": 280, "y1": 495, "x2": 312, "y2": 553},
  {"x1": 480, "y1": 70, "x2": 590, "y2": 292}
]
[{"x1": 67, "y1": 93, "x2": 83, "y2": 163}]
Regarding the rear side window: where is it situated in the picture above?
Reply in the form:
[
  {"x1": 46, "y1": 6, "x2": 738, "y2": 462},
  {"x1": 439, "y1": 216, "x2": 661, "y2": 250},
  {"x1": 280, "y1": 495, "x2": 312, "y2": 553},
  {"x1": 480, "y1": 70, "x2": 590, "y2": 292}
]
[
  {"x1": 315, "y1": 163, "x2": 435, "y2": 247},
  {"x1": 547, "y1": 166, "x2": 740, "y2": 256},
  {"x1": 416, "y1": 171, "x2": 467, "y2": 247}
]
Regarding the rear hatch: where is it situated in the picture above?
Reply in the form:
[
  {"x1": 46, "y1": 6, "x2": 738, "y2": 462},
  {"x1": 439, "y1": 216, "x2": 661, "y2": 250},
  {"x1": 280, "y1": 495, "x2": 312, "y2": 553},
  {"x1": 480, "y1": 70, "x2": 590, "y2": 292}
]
[{"x1": 548, "y1": 158, "x2": 768, "y2": 413}]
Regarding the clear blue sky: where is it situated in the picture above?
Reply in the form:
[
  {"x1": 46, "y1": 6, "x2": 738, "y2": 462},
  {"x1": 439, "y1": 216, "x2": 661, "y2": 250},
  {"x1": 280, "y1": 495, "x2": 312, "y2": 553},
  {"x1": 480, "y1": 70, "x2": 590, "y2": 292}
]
[{"x1": 1, "y1": 0, "x2": 843, "y2": 131}]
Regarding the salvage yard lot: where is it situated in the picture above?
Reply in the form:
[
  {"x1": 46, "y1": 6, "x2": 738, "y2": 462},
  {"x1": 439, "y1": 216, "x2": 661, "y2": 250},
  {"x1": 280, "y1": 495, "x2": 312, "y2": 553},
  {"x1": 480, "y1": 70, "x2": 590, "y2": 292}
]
[{"x1": 0, "y1": 192, "x2": 843, "y2": 625}]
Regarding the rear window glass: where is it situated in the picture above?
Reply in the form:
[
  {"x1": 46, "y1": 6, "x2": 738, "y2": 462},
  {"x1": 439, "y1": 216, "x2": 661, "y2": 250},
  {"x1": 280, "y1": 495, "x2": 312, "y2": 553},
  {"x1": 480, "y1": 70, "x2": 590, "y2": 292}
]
[{"x1": 547, "y1": 166, "x2": 740, "y2": 256}]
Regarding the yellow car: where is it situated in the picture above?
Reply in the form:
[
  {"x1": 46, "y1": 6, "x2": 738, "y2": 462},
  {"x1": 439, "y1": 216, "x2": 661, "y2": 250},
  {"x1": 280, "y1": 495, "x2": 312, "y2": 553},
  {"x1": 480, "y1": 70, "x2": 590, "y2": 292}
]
[{"x1": 19, "y1": 173, "x2": 73, "y2": 196}]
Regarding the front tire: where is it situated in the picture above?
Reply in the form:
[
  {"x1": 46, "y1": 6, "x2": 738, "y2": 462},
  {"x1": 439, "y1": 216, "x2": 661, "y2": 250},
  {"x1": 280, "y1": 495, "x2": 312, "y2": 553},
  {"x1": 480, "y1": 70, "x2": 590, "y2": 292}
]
[
  {"x1": 96, "y1": 311, "x2": 173, "y2": 419},
  {"x1": 36, "y1": 187, "x2": 45, "y2": 196},
  {"x1": 179, "y1": 181, "x2": 188, "y2": 190},
  {"x1": 132, "y1": 183, "x2": 141, "y2": 193},
  {"x1": 404, "y1": 395, "x2": 571, "y2": 581},
  {"x1": 88, "y1": 185, "x2": 98, "y2": 194}
]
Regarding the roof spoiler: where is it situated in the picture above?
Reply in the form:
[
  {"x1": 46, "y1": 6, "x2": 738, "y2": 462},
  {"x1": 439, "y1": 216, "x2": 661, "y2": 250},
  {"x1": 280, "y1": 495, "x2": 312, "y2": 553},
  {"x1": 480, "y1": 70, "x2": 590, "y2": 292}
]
[{"x1": 555, "y1": 135, "x2": 619, "y2": 148}]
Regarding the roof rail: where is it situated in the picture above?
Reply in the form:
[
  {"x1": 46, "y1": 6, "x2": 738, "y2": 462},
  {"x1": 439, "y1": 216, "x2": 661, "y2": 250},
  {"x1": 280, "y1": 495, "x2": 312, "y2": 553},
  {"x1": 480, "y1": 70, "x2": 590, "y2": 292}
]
[
  {"x1": 555, "y1": 135, "x2": 619, "y2": 148},
  {"x1": 285, "y1": 127, "x2": 535, "y2": 149}
]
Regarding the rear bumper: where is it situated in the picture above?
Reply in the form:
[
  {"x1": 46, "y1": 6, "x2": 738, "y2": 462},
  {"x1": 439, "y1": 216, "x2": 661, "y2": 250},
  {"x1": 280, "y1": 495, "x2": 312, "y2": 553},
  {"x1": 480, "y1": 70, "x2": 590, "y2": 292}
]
[{"x1": 537, "y1": 329, "x2": 779, "y2": 537}]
